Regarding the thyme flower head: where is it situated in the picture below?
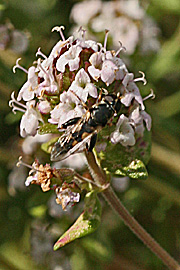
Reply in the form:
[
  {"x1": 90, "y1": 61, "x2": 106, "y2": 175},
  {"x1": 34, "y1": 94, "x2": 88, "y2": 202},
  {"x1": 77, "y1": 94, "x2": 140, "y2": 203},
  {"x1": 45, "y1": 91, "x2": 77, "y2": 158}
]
[{"x1": 10, "y1": 26, "x2": 152, "y2": 149}]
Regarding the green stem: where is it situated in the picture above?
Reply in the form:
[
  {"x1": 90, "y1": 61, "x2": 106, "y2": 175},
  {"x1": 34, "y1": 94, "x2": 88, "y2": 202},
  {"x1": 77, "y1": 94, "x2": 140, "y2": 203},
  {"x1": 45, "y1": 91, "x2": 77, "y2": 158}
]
[{"x1": 85, "y1": 151, "x2": 180, "y2": 270}]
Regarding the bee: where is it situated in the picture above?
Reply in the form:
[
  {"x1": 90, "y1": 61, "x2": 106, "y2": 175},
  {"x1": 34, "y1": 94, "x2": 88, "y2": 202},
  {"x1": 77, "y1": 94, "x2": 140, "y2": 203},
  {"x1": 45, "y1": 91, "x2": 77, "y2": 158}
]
[{"x1": 51, "y1": 92, "x2": 121, "y2": 162}]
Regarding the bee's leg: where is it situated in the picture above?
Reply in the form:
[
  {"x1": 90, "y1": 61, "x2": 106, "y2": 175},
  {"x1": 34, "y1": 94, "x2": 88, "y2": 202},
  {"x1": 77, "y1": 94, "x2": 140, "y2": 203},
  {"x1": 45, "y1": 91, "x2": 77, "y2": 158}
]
[
  {"x1": 97, "y1": 88, "x2": 102, "y2": 102},
  {"x1": 69, "y1": 90, "x2": 88, "y2": 110},
  {"x1": 96, "y1": 87, "x2": 108, "y2": 103},
  {"x1": 61, "y1": 117, "x2": 81, "y2": 129},
  {"x1": 88, "y1": 133, "x2": 97, "y2": 152}
]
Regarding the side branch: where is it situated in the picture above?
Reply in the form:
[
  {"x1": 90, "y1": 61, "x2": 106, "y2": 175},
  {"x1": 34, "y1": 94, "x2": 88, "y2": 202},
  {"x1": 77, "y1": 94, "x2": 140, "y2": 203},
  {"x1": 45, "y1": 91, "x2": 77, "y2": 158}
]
[{"x1": 85, "y1": 151, "x2": 180, "y2": 270}]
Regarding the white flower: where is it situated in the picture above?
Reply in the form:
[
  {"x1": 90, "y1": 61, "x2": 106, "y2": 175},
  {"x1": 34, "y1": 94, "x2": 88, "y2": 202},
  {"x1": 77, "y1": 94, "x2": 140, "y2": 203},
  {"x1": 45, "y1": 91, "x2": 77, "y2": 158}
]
[
  {"x1": 110, "y1": 114, "x2": 135, "y2": 146},
  {"x1": 88, "y1": 51, "x2": 104, "y2": 81},
  {"x1": 141, "y1": 110, "x2": 151, "y2": 131},
  {"x1": 56, "y1": 44, "x2": 82, "y2": 73},
  {"x1": 20, "y1": 101, "x2": 43, "y2": 138},
  {"x1": 69, "y1": 68, "x2": 97, "y2": 102},
  {"x1": 121, "y1": 73, "x2": 145, "y2": 110},
  {"x1": 17, "y1": 66, "x2": 38, "y2": 101},
  {"x1": 37, "y1": 60, "x2": 59, "y2": 95},
  {"x1": 49, "y1": 36, "x2": 74, "y2": 59},
  {"x1": 100, "y1": 59, "x2": 118, "y2": 86},
  {"x1": 113, "y1": 56, "x2": 128, "y2": 80},
  {"x1": 38, "y1": 100, "x2": 51, "y2": 114},
  {"x1": 70, "y1": 0, "x2": 102, "y2": 26},
  {"x1": 129, "y1": 105, "x2": 151, "y2": 136},
  {"x1": 49, "y1": 91, "x2": 85, "y2": 128},
  {"x1": 88, "y1": 51, "x2": 120, "y2": 86}
]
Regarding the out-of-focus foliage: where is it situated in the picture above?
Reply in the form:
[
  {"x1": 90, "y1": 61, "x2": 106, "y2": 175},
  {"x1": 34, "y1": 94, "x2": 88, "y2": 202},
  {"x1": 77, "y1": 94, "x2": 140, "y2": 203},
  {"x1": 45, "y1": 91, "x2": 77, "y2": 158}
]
[{"x1": 0, "y1": 1, "x2": 180, "y2": 270}]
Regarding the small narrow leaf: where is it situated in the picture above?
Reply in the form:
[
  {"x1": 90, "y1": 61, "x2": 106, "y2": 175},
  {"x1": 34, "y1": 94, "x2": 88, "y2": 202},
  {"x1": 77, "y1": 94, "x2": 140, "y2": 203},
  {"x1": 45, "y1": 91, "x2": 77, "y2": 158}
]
[{"x1": 54, "y1": 191, "x2": 101, "y2": 250}]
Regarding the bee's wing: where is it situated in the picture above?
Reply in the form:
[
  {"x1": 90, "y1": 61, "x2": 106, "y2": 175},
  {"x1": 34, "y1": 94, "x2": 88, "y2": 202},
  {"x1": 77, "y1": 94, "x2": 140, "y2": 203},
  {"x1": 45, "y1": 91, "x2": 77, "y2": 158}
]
[{"x1": 51, "y1": 132, "x2": 95, "y2": 162}]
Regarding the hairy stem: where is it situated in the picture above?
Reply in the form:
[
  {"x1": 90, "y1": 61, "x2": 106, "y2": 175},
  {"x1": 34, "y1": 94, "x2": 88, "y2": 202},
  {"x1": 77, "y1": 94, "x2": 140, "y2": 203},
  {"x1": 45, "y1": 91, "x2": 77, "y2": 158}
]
[{"x1": 85, "y1": 151, "x2": 180, "y2": 270}]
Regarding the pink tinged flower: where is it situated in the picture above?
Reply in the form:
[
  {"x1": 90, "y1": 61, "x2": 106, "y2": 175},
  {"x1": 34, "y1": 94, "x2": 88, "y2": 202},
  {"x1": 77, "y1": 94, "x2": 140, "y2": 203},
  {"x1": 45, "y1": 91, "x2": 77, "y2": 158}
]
[
  {"x1": 101, "y1": 59, "x2": 118, "y2": 86},
  {"x1": 129, "y1": 106, "x2": 145, "y2": 136},
  {"x1": 17, "y1": 66, "x2": 38, "y2": 101},
  {"x1": 49, "y1": 36, "x2": 74, "y2": 58},
  {"x1": 113, "y1": 57, "x2": 128, "y2": 80},
  {"x1": 121, "y1": 73, "x2": 145, "y2": 110},
  {"x1": 69, "y1": 68, "x2": 97, "y2": 102},
  {"x1": 88, "y1": 51, "x2": 124, "y2": 86},
  {"x1": 37, "y1": 59, "x2": 59, "y2": 95},
  {"x1": 110, "y1": 114, "x2": 135, "y2": 147},
  {"x1": 49, "y1": 91, "x2": 85, "y2": 127},
  {"x1": 38, "y1": 100, "x2": 51, "y2": 114},
  {"x1": 141, "y1": 110, "x2": 152, "y2": 131},
  {"x1": 56, "y1": 44, "x2": 82, "y2": 73},
  {"x1": 129, "y1": 104, "x2": 151, "y2": 136},
  {"x1": 88, "y1": 51, "x2": 104, "y2": 81},
  {"x1": 20, "y1": 101, "x2": 43, "y2": 138}
]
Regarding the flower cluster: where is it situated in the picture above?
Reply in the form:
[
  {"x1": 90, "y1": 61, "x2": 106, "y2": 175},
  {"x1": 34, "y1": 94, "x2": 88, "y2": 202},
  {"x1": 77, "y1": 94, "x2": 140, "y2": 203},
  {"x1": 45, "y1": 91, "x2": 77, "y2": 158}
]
[
  {"x1": 70, "y1": 0, "x2": 160, "y2": 54},
  {"x1": 10, "y1": 25, "x2": 153, "y2": 209},
  {"x1": 9, "y1": 26, "x2": 152, "y2": 146}
]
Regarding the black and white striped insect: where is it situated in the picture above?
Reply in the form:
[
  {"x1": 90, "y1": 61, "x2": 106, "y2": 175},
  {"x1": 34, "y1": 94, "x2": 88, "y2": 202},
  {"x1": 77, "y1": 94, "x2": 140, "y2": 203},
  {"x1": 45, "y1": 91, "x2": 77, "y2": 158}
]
[{"x1": 50, "y1": 92, "x2": 121, "y2": 161}]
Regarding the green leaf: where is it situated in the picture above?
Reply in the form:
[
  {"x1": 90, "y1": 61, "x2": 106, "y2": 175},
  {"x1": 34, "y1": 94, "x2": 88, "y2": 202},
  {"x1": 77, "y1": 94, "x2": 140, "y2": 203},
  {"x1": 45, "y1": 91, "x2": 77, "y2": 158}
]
[
  {"x1": 121, "y1": 159, "x2": 148, "y2": 180},
  {"x1": 97, "y1": 130, "x2": 151, "y2": 180},
  {"x1": 38, "y1": 123, "x2": 59, "y2": 135},
  {"x1": 41, "y1": 137, "x2": 59, "y2": 154},
  {"x1": 54, "y1": 191, "x2": 102, "y2": 250}
]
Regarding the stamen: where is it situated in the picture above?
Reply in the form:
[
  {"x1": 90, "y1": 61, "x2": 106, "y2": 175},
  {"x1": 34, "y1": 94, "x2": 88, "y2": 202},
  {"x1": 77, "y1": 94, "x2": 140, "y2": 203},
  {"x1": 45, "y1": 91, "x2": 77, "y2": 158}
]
[
  {"x1": 143, "y1": 89, "x2": 155, "y2": 101},
  {"x1": 16, "y1": 156, "x2": 44, "y2": 173},
  {"x1": 115, "y1": 41, "x2": 126, "y2": 57},
  {"x1": 16, "y1": 156, "x2": 33, "y2": 169},
  {"x1": 78, "y1": 26, "x2": 86, "y2": 41},
  {"x1": 134, "y1": 71, "x2": 147, "y2": 85},
  {"x1": 9, "y1": 91, "x2": 27, "y2": 114},
  {"x1": 103, "y1": 29, "x2": 109, "y2": 52},
  {"x1": 37, "y1": 58, "x2": 50, "y2": 80},
  {"x1": 36, "y1": 47, "x2": 47, "y2": 59},
  {"x1": 52, "y1": 25, "x2": 65, "y2": 41},
  {"x1": 13, "y1": 58, "x2": 28, "y2": 74}
]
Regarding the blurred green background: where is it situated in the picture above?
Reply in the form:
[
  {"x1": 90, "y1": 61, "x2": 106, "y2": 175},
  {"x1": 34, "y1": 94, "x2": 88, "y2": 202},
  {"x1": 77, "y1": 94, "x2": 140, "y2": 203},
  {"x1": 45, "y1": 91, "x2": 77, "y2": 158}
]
[{"x1": 0, "y1": 0, "x2": 180, "y2": 269}]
